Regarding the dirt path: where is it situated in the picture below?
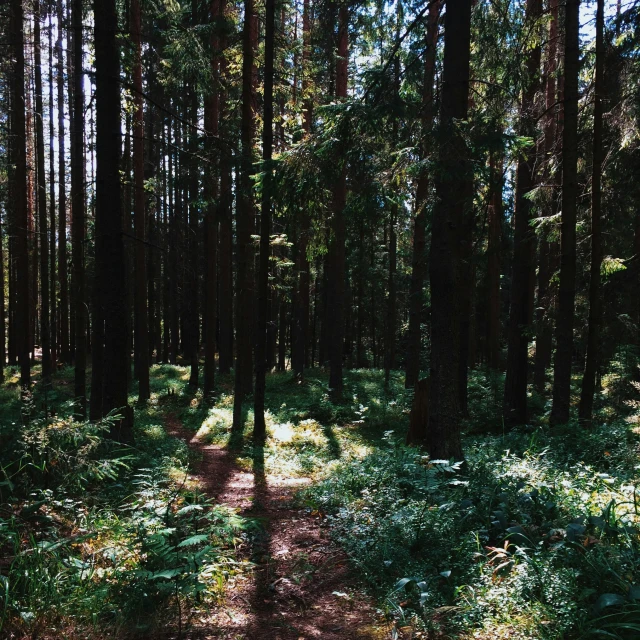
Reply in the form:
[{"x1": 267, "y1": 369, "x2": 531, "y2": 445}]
[{"x1": 165, "y1": 414, "x2": 390, "y2": 640}]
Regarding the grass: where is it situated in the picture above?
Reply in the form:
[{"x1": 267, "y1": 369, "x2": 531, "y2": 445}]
[{"x1": 2, "y1": 355, "x2": 640, "y2": 639}]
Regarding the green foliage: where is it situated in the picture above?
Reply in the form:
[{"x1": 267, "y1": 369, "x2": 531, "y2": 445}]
[
  {"x1": 303, "y1": 368, "x2": 640, "y2": 639},
  {"x1": 0, "y1": 370, "x2": 251, "y2": 637}
]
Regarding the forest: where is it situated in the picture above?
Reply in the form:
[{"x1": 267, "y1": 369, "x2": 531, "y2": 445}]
[{"x1": 2, "y1": 0, "x2": 640, "y2": 637}]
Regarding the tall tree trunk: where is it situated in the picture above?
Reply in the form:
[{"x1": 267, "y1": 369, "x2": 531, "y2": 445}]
[
  {"x1": 93, "y1": 0, "x2": 133, "y2": 439},
  {"x1": 123, "y1": 114, "x2": 134, "y2": 388},
  {"x1": 405, "y1": 0, "x2": 440, "y2": 389},
  {"x1": 170, "y1": 114, "x2": 181, "y2": 365},
  {"x1": 71, "y1": 0, "x2": 86, "y2": 412},
  {"x1": 550, "y1": 0, "x2": 580, "y2": 426},
  {"x1": 187, "y1": 83, "x2": 199, "y2": 387},
  {"x1": 204, "y1": 0, "x2": 221, "y2": 396},
  {"x1": 218, "y1": 164, "x2": 233, "y2": 373},
  {"x1": 9, "y1": 0, "x2": 31, "y2": 389},
  {"x1": 26, "y1": 72, "x2": 36, "y2": 366},
  {"x1": 579, "y1": 0, "x2": 604, "y2": 424},
  {"x1": 486, "y1": 150, "x2": 503, "y2": 369},
  {"x1": 48, "y1": 8, "x2": 57, "y2": 370},
  {"x1": 534, "y1": 0, "x2": 560, "y2": 393},
  {"x1": 34, "y1": 0, "x2": 52, "y2": 385},
  {"x1": 132, "y1": 0, "x2": 150, "y2": 400},
  {"x1": 291, "y1": 0, "x2": 312, "y2": 380},
  {"x1": 384, "y1": 5, "x2": 401, "y2": 389},
  {"x1": 232, "y1": 0, "x2": 257, "y2": 431},
  {"x1": 67, "y1": 0, "x2": 75, "y2": 361},
  {"x1": 426, "y1": 0, "x2": 472, "y2": 460},
  {"x1": 0, "y1": 219, "x2": 5, "y2": 381},
  {"x1": 254, "y1": 0, "x2": 275, "y2": 440},
  {"x1": 384, "y1": 208, "x2": 397, "y2": 386},
  {"x1": 162, "y1": 116, "x2": 170, "y2": 363},
  {"x1": 57, "y1": 0, "x2": 69, "y2": 366},
  {"x1": 503, "y1": 0, "x2": 542, "y2": 426},
  {"x1": 218, "y1": 2, "x2": 233, "y2": 375},
  {"x1": 146, "y1": 97, "x2": 158, "y2": 364},
  {"x1": 327, "y1": 4, "x2": 348, "y2": 398}
]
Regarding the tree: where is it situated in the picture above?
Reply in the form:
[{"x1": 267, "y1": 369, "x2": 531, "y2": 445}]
[
  {"x1": 254, "y1": 0, "x2": 275, "y2": 440},
  {"x1": 405, "y1": 0, "x2": 440, "y2": 389},
  {"x1": 56, "y1": 0, "x2": 70, "y2": 367},
  {"x1": 426, "y1": 0, "x2": 472, "y2": 460},
  {"x1": 92, "y1": 0, "x2": 132, "y2": 439},
  {"x1": 204, "y1": 0, "x2": 220, "y2": 398},
  {"x1": 232, "y1": 0, "x2": 257, "y2": 432},
  {"x1": 579, "y1": 0, "x2": 604, "y2": 425},
  {"x1": 71, "y1": 0, "x2": 86, "y2": 412},
  {"x1": 48, "y1": 6, "x2": 57, "y2": 371},
  {"x1": 10, "y1": 0, "x2": 31, "y2": 389},
  {"x1": 217, "y1": 0, "x2": 233, "y2": 376},
  {"x1": 533, "y1": 0, "x2": 560, "y2": 393},
  {"x1": 503, "y1": 0, "x2": 542, "y2": 426},
  {"x1": 327, "y1": 2, "x2": 349, "y2": 398},
  {"x1": 131, "y1": 0, "x2": 150, "y2": 401},
  {"x1": 33, "y1": 0, "x2": 52, "y2": 386},
  {"x1": 486, "y1": 149, "x2": 503, "y2": 370},
  {"x1": 550, "y1": 0, "x2": 580, "y2": 426}
]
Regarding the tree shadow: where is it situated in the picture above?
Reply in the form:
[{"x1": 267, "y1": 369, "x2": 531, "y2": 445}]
[
  {"x1": 322, "y1": 422, "x2": 343, "y2": 459},
  {"x1": 228, "y1": 399, "x2": 250, "y2": 451}
]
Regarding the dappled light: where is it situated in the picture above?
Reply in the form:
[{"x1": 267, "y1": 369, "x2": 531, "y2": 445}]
[{"x1": 3, "y1": 0, "x2": 640, "y2": 636}]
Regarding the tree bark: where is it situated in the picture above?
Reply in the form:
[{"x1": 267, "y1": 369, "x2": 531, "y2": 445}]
[
  {"x1": 232, "y1": 0, "x2": 257, "y2": 431},
  {"x1": 533, "y1": 0, "x2": 560, "y2": 394},
  {"x1": 56, "y1": 0, "x2": 69, "y2": 367},
  {"x1": 131, "y1": 0, "x2": 150, "y2": 401},
  {"x1": 405, "y1": 0, "x2": 440, "y2": 389},
  {"x1": 48, "y1": 8, "x2": 57, "y2": 370},
  {"x1": 426, "y1": 0, "x2": 472, "y2": 460},
  {"x1": 93, "y1": 0, "x2": 133, "y2": 438},
  {"x1": 10, "y1": 0, "x2": 31, "y2": 389},
  {"x1": 71, "y1": 0, "x2": 87, "y2": 412},
  {"x1": 254, "y1": 0, "x2": 275, "y2": 440},
  {"x1": 550, "y1": 0, "x2": 580, "y2": 426},
  {"x1": 34, "y1": 0, "x2": 52, "y2": 385},
  {"x1": 486, "y1": 150, "x2": 503, "y2": 370},
  {"x1": 503, "y1": 0, "x2": 542, "y2": 426},
  {"x1": 204, "y1": 0, "x2": 221, "y2": 397},
  {"x1": 579, "y1": 0, "x2": 604, "y2": 425},
  {"x1": 327, "y1": 3, "x2": 349, "y2": 398}
]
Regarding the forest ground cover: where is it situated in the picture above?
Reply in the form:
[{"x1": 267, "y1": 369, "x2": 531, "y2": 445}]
[{"x1": 2, "y1": 361, "x2": 640, "y2": 639}]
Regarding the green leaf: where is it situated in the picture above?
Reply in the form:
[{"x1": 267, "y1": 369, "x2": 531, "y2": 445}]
[
  {"x1": 176, "y1": 504, "x2": 204, "y2": 516},
  {"x1": 150, "y1": 569, "x2": 182, "y2": 580},
  {"x1": 177, "y1": 534, "x2": 209, "y2": 548},
  {"x1": 593, "y1": 593, "x2": 626, "y2": 614},
  {"x1": 395, "y1": 577, "x2": 420, "y2": 591}
]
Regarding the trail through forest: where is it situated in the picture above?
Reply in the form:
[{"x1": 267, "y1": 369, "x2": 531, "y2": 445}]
[{"x1": 164, "y1": 413, "x2": 389, "y2": 640}]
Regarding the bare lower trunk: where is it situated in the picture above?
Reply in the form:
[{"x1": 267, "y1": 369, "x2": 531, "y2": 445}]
[
  {"x1": 579, "y1": 0, "x2": 604, "y2": 425},
  {"x1": 550, "y1": 0, "x2": 580, "y2": 426},
  {"x1": 426, "y1": 0, "x2": 472, "y2": 460}
]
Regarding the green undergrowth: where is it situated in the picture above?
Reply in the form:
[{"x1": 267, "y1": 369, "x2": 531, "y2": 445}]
[
  {"x1": 180, "y1": 367, "x2": 410, "y2": 478},
  {"x1": 4, "y1": 359, "x2": 640, "y2": 640},
  {"x1": 302, "y1": 364, "x2": 640, "y2": 639},
  {"x1": 0, "y1": 364, "x2": 255, "y2": 638}
]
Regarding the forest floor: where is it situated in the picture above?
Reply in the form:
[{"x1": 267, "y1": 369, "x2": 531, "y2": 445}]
[
  {"x1": 163, "y1": 410, "x2": 389, "y2": 639},
  {"x1": 3, "y1": 361, "x2": 640, "y2": 640}
]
